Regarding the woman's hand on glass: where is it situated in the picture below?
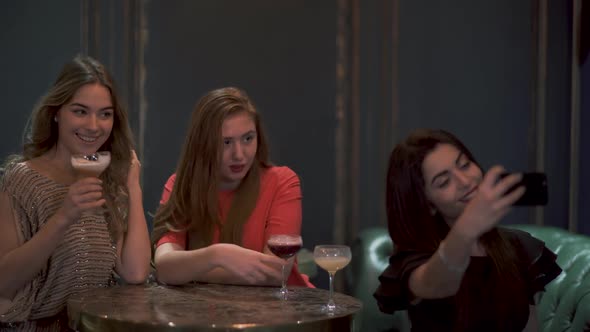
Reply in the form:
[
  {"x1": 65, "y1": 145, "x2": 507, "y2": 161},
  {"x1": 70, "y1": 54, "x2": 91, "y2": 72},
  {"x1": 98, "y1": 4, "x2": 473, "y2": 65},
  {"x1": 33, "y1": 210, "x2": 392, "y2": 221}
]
[
  {"x1": 212, "y1": 243, "x2": 283, "y2": 285},
  {"x1": 57, "y1": 177, "x2": 105, "y2": 224}
]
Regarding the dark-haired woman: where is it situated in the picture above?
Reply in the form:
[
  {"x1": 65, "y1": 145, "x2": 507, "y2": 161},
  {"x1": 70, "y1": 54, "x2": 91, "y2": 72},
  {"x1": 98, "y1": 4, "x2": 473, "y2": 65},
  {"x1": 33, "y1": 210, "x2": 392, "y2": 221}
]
[{"x1": 375, "y1": 129, "x2": 561, "y2": 331}]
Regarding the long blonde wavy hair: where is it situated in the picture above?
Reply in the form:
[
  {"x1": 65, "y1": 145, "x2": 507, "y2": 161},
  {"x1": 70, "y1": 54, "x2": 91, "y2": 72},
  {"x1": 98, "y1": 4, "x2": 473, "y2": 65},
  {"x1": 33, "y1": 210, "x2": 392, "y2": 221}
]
[
  {"x1": 14, "y1": 54, "x2": 134, "y2": 239},
  {"x1": 151, "y1": 87, "x2": 270, "y2": 250}
]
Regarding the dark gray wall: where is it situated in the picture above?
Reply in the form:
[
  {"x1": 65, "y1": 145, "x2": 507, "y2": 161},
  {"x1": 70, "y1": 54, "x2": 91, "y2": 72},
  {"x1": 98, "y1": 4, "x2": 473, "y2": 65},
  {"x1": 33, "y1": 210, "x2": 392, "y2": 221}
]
[
  {"x1": 580, "y1": 55, "x2": 590, "y2": 235},
  {"x1": 544, "y1": 0, "x2": 573, "y2": 230},
  {"x1": 396, "y1": 0, "x2": 534, "y2": 226},
  {"x1": 0, "y1": 0, "x2": 81, "y2": 159},
  {"x1": 0, "y1": 0, "x2": 585, "y2": 292},
  {"x1": 356, "y1": 0, "x2": 573, "y2": 230},
  {"x1": 143, "y1": 1, "x2": 338, "y2": 256},
  {"x1": 357, "y1": 0, "x2": 398, "y2": 233},
  {"x1": 355, "y1": 0, "x2": 538, "y2": 235}
]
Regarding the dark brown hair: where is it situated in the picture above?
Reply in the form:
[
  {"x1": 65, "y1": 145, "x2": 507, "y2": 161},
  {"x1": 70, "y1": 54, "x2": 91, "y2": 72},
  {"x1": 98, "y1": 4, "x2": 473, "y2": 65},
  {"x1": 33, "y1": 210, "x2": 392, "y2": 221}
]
[
  {"x1": 151, "y1": 87, "x2": 270, "y2": 250},
  {"x1": 385, "y1": 128, "x2": 526, "y2": 330}
]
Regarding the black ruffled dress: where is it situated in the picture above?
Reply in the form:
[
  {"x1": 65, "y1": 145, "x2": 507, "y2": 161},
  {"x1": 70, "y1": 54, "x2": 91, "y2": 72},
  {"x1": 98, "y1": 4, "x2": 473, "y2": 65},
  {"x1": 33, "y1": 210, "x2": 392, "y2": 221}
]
[{"x1": 374, "y1": 228, "x2": 562, "y2": 332}]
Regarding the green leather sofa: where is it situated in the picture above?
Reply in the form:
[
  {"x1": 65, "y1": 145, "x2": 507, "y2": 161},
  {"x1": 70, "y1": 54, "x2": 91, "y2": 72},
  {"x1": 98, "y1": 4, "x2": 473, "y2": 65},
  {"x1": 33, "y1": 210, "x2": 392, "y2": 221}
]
[{"x1": 348, "y1": 225, "x2": 590, "y2": 332}]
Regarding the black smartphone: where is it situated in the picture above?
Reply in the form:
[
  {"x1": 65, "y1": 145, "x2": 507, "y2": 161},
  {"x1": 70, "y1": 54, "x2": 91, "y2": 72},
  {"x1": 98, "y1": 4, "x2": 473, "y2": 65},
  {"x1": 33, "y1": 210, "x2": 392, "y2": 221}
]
[{"x1": 499, "y1": 172, "x2": 548, "y2": 206}]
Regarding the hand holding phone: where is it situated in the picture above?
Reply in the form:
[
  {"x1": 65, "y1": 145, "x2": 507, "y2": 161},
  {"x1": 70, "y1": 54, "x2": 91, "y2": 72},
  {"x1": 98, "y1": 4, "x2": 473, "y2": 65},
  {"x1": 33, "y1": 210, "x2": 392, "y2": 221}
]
[{"x1": 498, "y1": 172, "x2": 548, "y2": 206}]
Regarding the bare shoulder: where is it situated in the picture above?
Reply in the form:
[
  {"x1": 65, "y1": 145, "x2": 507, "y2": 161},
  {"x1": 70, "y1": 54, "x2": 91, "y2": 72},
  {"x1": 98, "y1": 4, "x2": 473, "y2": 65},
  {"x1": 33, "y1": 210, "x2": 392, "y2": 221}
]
[
  {"x1": 24, "y1": 156, "x2": 52, "y2": 176},
  {"x1": 24, "y1": 156, "x2": 74, "y2": 185}
]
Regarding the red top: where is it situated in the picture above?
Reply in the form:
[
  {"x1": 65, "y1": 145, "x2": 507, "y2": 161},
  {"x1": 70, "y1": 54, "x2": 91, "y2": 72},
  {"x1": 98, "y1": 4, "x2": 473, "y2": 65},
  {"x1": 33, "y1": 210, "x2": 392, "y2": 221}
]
[{"x1": 156, "y1": 166, "x2": 314, "y2": 287}]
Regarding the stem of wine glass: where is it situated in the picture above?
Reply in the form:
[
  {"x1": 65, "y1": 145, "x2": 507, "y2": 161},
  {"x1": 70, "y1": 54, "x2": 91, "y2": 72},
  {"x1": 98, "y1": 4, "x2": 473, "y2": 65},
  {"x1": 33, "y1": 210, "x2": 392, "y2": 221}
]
[
  {"x1": 327, "y1": 272, "x2": 336, "y2": 312},
  {"x1": 280, "y1": 263, "x2": 287, "y2": 300}
]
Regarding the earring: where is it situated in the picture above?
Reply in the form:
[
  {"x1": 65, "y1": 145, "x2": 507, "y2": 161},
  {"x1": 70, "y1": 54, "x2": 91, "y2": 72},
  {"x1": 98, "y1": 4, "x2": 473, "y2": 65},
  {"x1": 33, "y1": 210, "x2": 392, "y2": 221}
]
[
  {"x1": 430, "y1": 208, "x2": 437, "y2": 216},
  {"x1": 54, "y1": 115, "x2": 58, "y2": 122}
]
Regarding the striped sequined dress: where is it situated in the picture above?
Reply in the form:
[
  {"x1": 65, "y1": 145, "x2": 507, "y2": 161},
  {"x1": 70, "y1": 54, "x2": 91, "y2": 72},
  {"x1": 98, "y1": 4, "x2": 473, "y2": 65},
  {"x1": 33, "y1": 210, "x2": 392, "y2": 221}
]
[{"x1": 0, "y1": 162, "x2": 117, "y2": 331}]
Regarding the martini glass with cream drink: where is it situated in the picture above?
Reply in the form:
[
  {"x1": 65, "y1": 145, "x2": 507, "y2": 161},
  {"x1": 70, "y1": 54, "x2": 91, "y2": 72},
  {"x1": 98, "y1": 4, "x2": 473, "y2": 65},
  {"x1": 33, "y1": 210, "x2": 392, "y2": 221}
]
[
  {"x1": 71, "y1": 151, "x2": 111, "y2": 214},
  {"x1": 313, "y1": 245, "x2": 352, "y2": 313},
  {"x1": 71, "y1": 151, "x2": 111, "y2": 178}
]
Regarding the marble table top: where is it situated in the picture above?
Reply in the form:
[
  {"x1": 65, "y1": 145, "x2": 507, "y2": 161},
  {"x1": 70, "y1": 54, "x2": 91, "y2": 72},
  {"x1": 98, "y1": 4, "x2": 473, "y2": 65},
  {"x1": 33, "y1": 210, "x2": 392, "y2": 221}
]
[{"x1": 67, "y1": 283, "x2": 362, "y2": 331}]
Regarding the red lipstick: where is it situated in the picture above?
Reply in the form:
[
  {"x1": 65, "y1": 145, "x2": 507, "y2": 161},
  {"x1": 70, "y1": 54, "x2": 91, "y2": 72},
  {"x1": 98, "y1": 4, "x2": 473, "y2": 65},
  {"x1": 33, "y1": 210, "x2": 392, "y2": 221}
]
[{"x1": 230, "y1": 165, "x2": 245, "y2": 173}]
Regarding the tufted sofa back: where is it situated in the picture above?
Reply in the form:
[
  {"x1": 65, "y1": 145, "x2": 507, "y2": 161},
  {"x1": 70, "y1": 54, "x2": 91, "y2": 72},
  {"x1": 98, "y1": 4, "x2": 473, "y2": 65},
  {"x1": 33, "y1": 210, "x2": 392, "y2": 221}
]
[{"x1": 348, "y1": 225, "x2": 590, "y2": 332}]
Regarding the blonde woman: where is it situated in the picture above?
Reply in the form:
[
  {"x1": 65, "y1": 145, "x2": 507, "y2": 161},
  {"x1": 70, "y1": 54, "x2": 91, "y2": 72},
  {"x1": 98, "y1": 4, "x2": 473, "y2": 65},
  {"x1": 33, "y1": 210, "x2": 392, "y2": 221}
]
[{"x1": 0, "y1": 55, "x2": 151, "y2": 330}]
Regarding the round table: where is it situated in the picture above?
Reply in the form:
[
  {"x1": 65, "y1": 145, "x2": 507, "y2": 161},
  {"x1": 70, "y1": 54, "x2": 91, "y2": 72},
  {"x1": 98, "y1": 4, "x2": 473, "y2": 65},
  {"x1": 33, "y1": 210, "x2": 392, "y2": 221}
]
[{"x1": 67, "y1": 283, "x2": 362, "y2": 331}]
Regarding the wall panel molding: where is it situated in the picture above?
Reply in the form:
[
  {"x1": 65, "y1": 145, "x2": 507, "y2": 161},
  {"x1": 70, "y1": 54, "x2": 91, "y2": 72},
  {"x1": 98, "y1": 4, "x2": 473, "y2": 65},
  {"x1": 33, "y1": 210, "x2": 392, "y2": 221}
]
[
  {"x1": 80, "y1": 0, "x2": 148, "y2": 184},
  {"x1": 334, "y1": 0, "x2": 361, "y2": 246},
  {"x1": 532, "y1": 0, "x2": 548, "y2": 226},
  {"x1": 569, "y1": 0, "x2": 582, "y2": 232}
]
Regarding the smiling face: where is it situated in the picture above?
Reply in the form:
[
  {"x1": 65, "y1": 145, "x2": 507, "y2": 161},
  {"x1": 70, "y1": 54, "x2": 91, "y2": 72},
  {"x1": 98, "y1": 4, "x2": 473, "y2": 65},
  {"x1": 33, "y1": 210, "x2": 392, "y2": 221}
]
[
  {"x1": 219, "y1": 112, "x2": 258, "y2": 190},
  {"x1": 422, "y1": 143, "x2": 483, "y2": 225},
  {"x1": 55, "y1": 83, "x2": 114, "y2": 157}
]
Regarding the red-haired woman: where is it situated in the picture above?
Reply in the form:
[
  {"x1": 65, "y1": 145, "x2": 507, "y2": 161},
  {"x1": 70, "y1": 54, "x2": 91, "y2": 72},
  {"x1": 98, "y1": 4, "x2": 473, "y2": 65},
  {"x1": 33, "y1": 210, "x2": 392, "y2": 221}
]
[{"x1": 152, "y1": 87, "x2": 313, "y2": 288}]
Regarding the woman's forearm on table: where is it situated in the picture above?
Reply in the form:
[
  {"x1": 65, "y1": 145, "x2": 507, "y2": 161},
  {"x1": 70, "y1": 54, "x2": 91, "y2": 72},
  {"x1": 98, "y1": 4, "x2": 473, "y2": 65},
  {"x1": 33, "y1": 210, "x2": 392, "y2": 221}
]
[
  {"x1": 155, "y1": 244, "x2": 282, "y2": 286},
  {"x1": 0, "y1": 210, "x2": 70, "y2": 299},
  {"x1": 154, "y1": 245, "x2": 218, "y2": 285},
  {"x1": 116, "y1": 188, "x2": 151, "y2": 284}
]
